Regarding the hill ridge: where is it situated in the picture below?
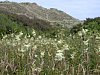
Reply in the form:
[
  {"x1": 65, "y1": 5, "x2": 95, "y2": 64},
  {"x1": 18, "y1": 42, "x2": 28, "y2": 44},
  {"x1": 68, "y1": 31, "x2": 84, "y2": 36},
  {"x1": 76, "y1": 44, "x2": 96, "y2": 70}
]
[{"x1": 0, "y1": 1, "x2": 80, "y2": 28}]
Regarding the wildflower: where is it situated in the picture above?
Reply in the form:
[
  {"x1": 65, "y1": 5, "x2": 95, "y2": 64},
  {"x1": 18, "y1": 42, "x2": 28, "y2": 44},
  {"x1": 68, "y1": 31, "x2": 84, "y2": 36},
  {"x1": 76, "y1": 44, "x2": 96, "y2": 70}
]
[
  {"x1": 11, "y1": 33, "x2": 14, "y2": 37},
  {"x1": 71, "y1": 52, "x2": 76, "y2": 59},
  {"x1": 96, "y1": 36, "x2": 100, "y2": 39},
  {"x1": 35, "y1": 55, "x2": 38, "y2": 57},
  {"x1": 69, "y1": 34, "x2": 72, "y2": 37},
  {"x1": 30, "y1": 37, "x2": 34, "y2": 41},
  {"x1": 41, "y1": 51, "x2": 45, "y2": 57},
  {"x1": 63, "y1": 44, "x2": 69, "y2": 50},
  {"x1": 12, "y1": 43, "x2": 16, "y2": 46},
  {"x1": 78, "y1": 29, "x2": 88, "y2": 36},
  {"x1": 55, "y1": 50, "x2": 65, "y2": 61},
  {"x1": 98, "y1": 46, "x2": 100, "y2": 52},
  {"x1": 54, "y1": 39, "x2": 57, "y2": 41},
  {"x1": 78, "y1": 31, "x2": 82, "y2": 36},
  {"x1": 58, "y1": 39, "x2": 63, "y2": 44},
  {"x1": 6, "y1": 41, "x2": 11, "y2": 45},
  {"x1": 19, "y1": 31, "x2": 23, "y2": 37},
  {"x1": 3, "y1": 35, "x2": 7, "y2": 39},
  {"x1": 15, "y1": 32, "x2": 23, "y2": 41},
  {"x1": 33, "y1": 45, "x2": 37, "y2": 50},
  {"x1": 32, "y1": 29, "x2": 36, "y2": 36},
  {"x1": 38, "y1": 36, "x2": 42, "y2": 39},
  {"x1": 55, "y1": 35, "x2": 57, "y2": 38},
  {"x1": 34, "y1": 67, "x2": 41, "y2": 73},
  {"x1": 27, "y1": 35, "x2": 31, "y2": 38},
  {"x1": 24, "y1": 39, "x2": 29, "y2": 44},
  {"x1": 18, "y1": 48, "x2": 26, "y2": 52},
  {"x1": 84, "y1": 48, "x2": 88, "y2": 53},
  {"x1": 82, "y1": 29, "x2": 88, "y2": 34},
  {"x1": 57, "y1": 50, "x2": 63, "y2": 53},
  {"x1": 83, "y1": 39, "x2": 89, "y2": 46},
  {"x1": 15, "y1": 35, "x2": 20, "y2": 41},
  {"x1": 24, "y1": 43, "x2": 31, "y2": 48},
  {"x1": 93, "y1": 69, "x2": 100, "y2": 73}
]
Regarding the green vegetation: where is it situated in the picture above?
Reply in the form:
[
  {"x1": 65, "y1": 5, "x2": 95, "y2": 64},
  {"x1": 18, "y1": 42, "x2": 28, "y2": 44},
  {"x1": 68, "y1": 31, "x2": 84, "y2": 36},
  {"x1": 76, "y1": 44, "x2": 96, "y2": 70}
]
[
  {"x1": 0, "y1": 13, "x2": 53, "y2": 38},
  {"x1": 0, "y1": 13, "x2": 100, "y2": 75},
  {"x1": 83, "y1": 17, "x2": 100, "y2": 33},
  {"x1": 71, "y1": 17, "x2": 100, "y2": 34},
  {"x1": 0, "y1": 14, "x2": 33, "y2": 38}
]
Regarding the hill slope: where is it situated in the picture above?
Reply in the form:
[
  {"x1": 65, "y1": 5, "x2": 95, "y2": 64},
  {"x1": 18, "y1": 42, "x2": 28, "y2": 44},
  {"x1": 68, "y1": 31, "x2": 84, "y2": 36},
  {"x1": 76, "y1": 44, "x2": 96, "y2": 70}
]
[{"x1": 0, "y1": 1, "x2": 80, "y2": 28}]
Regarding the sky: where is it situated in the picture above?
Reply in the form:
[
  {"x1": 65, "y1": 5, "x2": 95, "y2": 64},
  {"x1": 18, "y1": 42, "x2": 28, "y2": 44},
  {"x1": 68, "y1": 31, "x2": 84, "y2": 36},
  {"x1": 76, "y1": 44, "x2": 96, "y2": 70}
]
[{"x1": 0, "y1": 0, "x2": 100, "y2": 20}]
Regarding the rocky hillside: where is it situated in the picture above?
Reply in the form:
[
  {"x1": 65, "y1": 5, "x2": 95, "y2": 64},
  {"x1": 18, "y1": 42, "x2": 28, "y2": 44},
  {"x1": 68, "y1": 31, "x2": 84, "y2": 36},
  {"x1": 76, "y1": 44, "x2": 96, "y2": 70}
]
[{"x1": 0, "y1": 1, "x2": 80, "y2": 28}]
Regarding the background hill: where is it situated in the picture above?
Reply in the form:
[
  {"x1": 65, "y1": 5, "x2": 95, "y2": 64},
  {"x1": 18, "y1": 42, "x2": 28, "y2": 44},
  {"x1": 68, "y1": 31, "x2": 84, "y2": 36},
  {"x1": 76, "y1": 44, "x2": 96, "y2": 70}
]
[{"x1": 0, "y1": 1, "x2": 80, "y2": 28}]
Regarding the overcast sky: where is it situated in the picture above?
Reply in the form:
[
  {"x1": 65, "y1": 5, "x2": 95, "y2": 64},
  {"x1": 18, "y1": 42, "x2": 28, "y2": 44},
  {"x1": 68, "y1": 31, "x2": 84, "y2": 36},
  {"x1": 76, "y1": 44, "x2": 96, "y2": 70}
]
[{"x1": 0, "y1": 0, "x2": 100, "y2": 20}]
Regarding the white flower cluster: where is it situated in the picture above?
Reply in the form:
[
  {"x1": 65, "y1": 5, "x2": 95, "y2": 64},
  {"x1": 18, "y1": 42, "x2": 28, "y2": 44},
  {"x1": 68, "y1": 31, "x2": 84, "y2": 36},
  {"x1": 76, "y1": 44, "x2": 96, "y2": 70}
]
[
  {"x1": 82, "y1": 29, "x2": 88, "y2": 34},
  {"x1": 98, "y1": 46, "x2": 100, "y2": 52},
  {"x1": 55, "y1": 50, "x2": 65, "y2": 61},
  {"x1": 70, "y1": 52, "x2": 76, "y2": 59},
  {"x1": 58, "y1": 39, "x2": 63, "y2": 44},
  {"x1": 63, "y1": 44, "x2": 69, "y2": 50},
  {"x1": 83, "y1": 39, "x2": 89, "y2": 46},
  {"x1": 32, "y1": 29, "x2": 36, "y2": 36},
  {"x1": 15, "y1": 31, "x2": 23, "y2": 41},
  {"x1": 78, "y1": 29, "x2": 88, "y2": 36}
]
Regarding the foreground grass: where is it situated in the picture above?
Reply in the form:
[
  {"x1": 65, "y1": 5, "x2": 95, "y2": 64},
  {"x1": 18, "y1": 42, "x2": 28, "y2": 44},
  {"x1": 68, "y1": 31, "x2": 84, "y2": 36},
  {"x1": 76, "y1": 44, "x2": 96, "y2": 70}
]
[{"x1": 0, "y1": 29, "x2": 100, "y2": 75}]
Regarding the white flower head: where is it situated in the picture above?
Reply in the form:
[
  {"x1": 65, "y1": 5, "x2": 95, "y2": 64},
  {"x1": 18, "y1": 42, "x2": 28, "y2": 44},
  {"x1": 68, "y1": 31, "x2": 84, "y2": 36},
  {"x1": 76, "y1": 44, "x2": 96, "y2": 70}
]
[
  {"x1": 18, "y1": 48, "x2": 26, "y2": 53},
  {"x1": 84, "y1": 48, "x2": 88, "y2": 53},
  {"x1": 15, "y1": 34, "x2": 21, "y2": 41},
  {"x1": 58, "y1": 40, "x2": 63, "y2": 44},
  {"x1": 33, "y1": 45, "x2": 37, "y2": 50},
  {"x1": 32, "y1": 29, "x2": 36, "y2": 36},
  {"x1": 6, "y1": 41, "x2": 11, "y2": 45},
  {"x1": 34, "y1": 67, "x2": 41, "y2": 72},
  {"x1": 41, "y1": 51, "x2": 45, "y2": 57},
  {"x1": 35, "y1": 55, "x2": 38, "y2": 57},
  {"x1": 55, "y1": 50, "x2": 65, "y2": 61},
  {"x1": 19, "y1": 31, "x2": 23, "y2": 37},
  {"x1": 96, "y1": 36, "x2": 100, "y2": 39},
  {"x1": 27, "y1": 35, "x2": 31, "y2": 38},
  {"x1": 38, "y1": 36, "x2": 42, "y2": 39},
  {"x1": 78, "y1": 29, "x2": 88, "y2": 36},
  {"x1": 57, "y1": 50, "x2": 63, "y2": 53},
  {"x1": 3, "y1": 35, "x2": 7, "y2": 39},
  {"x1": 63, "y1": 44, "x2": 69, "y2": 50},
  {"x1": 83, "y1": 39, "x2": 89, "y2": 46},
  {"x1": 24, "y1": 43, "x2": 31, "y2": 48},
  {"x1": 11, "y1": 33, "x2": 14, "y2": 37},
  {"x1": 71, "y1": 52, "x2": 76, "y2": 59},
  {"x1": 54, "y1": 39, "x2": 57, "y2": 41},
  {"x1": 78, "y1": 31, "x2": 82, "y2": 36},
  {"x1": 15, "y1": 32, "x2": 23, "y2": 41},
  {"x1": 82, "y1": 29, "x2": 88, "y2": 34},
  {"x1": 98, "y1": 46, "x2": 100, "y2": 52}
]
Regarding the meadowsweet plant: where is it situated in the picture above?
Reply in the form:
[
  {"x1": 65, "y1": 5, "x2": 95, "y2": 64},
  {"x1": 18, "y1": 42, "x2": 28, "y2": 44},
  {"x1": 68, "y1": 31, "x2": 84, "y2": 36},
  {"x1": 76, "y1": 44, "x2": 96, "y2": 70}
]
[
  {"x1": 0, "y1": 27, "x2": 100, "y2": 75},
  {"x1": 55, "y1": 50, "x2": 65, "y2": 61}
]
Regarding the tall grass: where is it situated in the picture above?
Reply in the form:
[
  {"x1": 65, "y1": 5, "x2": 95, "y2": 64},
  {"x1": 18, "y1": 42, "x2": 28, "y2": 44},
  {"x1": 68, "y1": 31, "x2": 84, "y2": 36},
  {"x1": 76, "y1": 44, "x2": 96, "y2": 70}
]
[{"x1": 0, "y1": 28, "x2": 100, "y2": 75}]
